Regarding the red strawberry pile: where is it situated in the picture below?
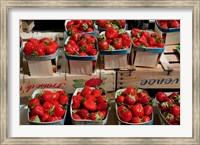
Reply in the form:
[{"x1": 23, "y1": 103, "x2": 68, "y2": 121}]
[
  {"x1": 156, "y1": 92, "x2": 180, "y2": 125},
  {"x1": 98, "y1": 28, "x2": 131, "y2": 50},
  {"x1": 157, "y1": 20, "x2": 180, "y2": 29},
  {"x1": 65, "y1": 33, "x2": 97, "y2": 56},
  {"x1": 85, "y1": 78, "x2": 103, "y2": 87},
  {"x1": 97, "y1": 20, "x2": 126, "y2": 30},
  {"x1": 28, "y1": 89, "x2": 69, "y2": 123},
  {"x1": 71, "y1": 86, "x2": 109, "y2": 121},
  {"x1": 116, "y1": 87, "x2": 153, "y2": 124},
  {"x1": 23, "y1": 37, "x2": 59, "y2": 56},
  {"x1": 131, "y1": 28, "x2": 164, "y2": 48},
  {"x1": 66, "y1": 20, "x2": 94, "y2": 35}
]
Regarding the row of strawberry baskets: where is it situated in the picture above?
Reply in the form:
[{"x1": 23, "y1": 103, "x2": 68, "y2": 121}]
[
  {"x1": 27, "y1": 86, "x2": 180, "y2": 125},
  {"x1": 21, "y1": 20, "x2": 180, "y2": 75},
  {"x1": 22, "y1": 28, "x2": 166, "y2": 75}
]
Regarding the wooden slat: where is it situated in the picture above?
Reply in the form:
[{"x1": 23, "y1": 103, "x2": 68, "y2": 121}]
[
  {"x1": 160, "y1": 53, "x2": 173, "y2": 71},
  {"x1": 165, "y1": 54, "x2": 180, "y2": 62},
  {"x1": 164, "y1": 45, "x2": 178, "y2": 53}
]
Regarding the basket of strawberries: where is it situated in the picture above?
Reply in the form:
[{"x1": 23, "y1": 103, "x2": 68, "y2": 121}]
[
  {"x1": 65, "y1": 20, "x2": 96, "y2": 36},
  {"x1": 115, "y1": 87, "x2": 154, "y2": 125},
  {"x1": 28, "y1": 88, "x2": 69, "y2": 125},
  {"x1": 70, "y1": 86, "x2": 110, "y2": 125},
  {"x1": 155, "y1": 92, "x2": 180, "y2": 125},
  {"x1": 23, "y1": 36, "x2": 60, "y2": 76},
  {"x1": 64, "y1": 33, "x2": 98, "y2": 75},
  {"x1": 98, "y1": 28, "x2": 131, "y2": 69},
  {"x1": 96, "y1": 20, "x2": 126, "y2": 32},
  {"x1": 130, "y1": 28, "x2": 164, "y2": 67}
]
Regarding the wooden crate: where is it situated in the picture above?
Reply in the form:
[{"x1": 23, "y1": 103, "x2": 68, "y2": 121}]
[
  {"x1": 20, "y1": 69, "x2": 116, "y2": 97},
  {"x1": 117, "y1": 45, "x2": 180, "y2": 89},
  {"x1": 20, "y1": 20, "x2": 35, "y2": 33}
]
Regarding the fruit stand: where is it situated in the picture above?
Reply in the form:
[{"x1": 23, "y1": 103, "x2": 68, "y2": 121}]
[{"x1": 20, "y1": 20, "x2": 180, "y2": 125}]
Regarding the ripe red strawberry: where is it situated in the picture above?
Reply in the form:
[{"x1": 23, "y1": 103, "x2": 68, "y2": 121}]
[
  {"x1": 137, "y1": 91, "x2": 148, "y2": 98},
  {"x1": 89, "y1": 111, "x2": 104, "y2": 120},
  {"x1": 45, "y1": 45, "x2": 56, "y2": 55},
  {"x1": 83, "y1": 99, "x2": 97, "y2": 112},
  {"x1": 59, "y1": 95, "x2": 69, "y2": 105},
  {"x1": 169, "y1": 20, "x2": 180, "y2": 28},
  {"x1": 156, "y1": 92, "x2": 168, "y2": 102},
  {"x1": 130, "y1": 103, "x2": 144, "y2": 117},
  {"x1": 124, "y1": 94, "x2": 139, "y2": 105},
  {"x1": 116, "y1": 95, "x2": 125, "y2": 105},
  {"x1": 160, "y1": 102, "x2": 171, "y2": 112},
  {"x1": 105, "y1": 28, "x2": 118, "y2": 39},
  {"x1": 71, "y1": 33, "x2": 80, "y2": 42},
  {"x1": 157, "y1": 42, "x2": 164, "y2": 47},
  {"x1": 169, "y1": 92, "x2": 179, "y2": 100},
  {"x1": 144, "y1": 105, "x2": 153, "y2": 116},
  {"x1": 117, "y1": 105, "x2": 127, "y2": 119},
  {"x1": 142, "y1": 116, "x2": 151, "y2": 122},
  {"x1": 72, "y1": 95, "x2": 83, "y2": 103},
  {"x1": 121, "y1": 110, "x2": 133, "y2": 122},
  {"x1": 72, "y1": 100, "x2": 81, "y2": 110},
  {"x1": 138, "y1": 95, "x2": 150, "y2": 104},
  {"x1": 96, "y1": 95, "x2": 106, "y2": 104},
  {"x1": 30, "y1": 115, "x2": 41, "y2": 122},
  {"x1": 24, "y1": 42, "x2": 35, "y2": 56},
  {"x1": 92, "y1": 89, "x2": 102, "y2": 98},
  {"x1": 65, "y1": 44, "x2": 75, "y2": 55},
  {"x1": 28, "y1": 98, "x2": 40, "y2": 108},
  {"x1": 131, "y1": 117, "x2": 141, "y2": 124},
  {"x1": 164, "y1": 97, "x2": 174, "y2": 104},
  {"x1": 170, "y1": 105, "x2": 180, "y2": 117},
  {"x1": 85, "y1": 94, "x2": 96, "y2": 101},
  {"x1": 97, "y1": 101, "x2": 108, "y2": 111},
  {"x1": 118, "y1": 20, "x2": 126, "y2": 28},
  {"x1": 40, "y1": 91, "x2": 54, "y2": 102},
  {"x1": 85, "y1": 78, "x2": 103, "y2": 87},
  {"x1": 49, "y1": 100, "x2": 59, "y2": 106},
  {"x1": 43, "y1": 101, "x2": 53, "y2": 113},
  {"x1": 79, "y1": 52, "x2": 88, "y2": 56},
  {"x1": 53, "y1": 105, "x2": 65, "y2": 118},
  {"x1": 40, "y1": 38, "x2": 52, "y2": 45},
  {"x1": 72, "y1": 113, "x2": 82, "y2": 120},
  {"x1": 49, "y1": 41, "x2": 59, "y2": 49},
  {"x1": 81, "y1": 86, "x2": 92, "y2": 97},
  {"x1": 47, "y1": 116, "x2": 59, "y2": 122},
  {"x1": 141, "y1": 31, "x2": 149, "y2": 38},
  {"x1": 122, "y1": 87, "x2": 137, "y2": 96},
  {"x1": 99, "y1": 40, "x2": 109, "y2": 50},
  {"x1": 32, "y1": 105, "x2": 45, "y2": 117},
  {"x1": 165, "y1": 113, "x2": 175, "y2": 124},
  {"x1": 148, "y1": 37, "x2": 156, "y2": 46},
  {"x1": 97, "y1": 20, "x2": 109, "y2": 28},
  {"x1": 57, "y1": 90, "x2": 66, "y2": 96},
  {"x1": 89, "y1": 49, "x2": 97, "y2": 56},
  {"x1": 28, "y1": 38, "x2": 39, "y2": 46},
  {"x1": 113, "y1": 38, "x2": 123, "y2": 50},
  {"x1": 41, "y1": 113, "x2": 50, "y2": 122},
  {"x1": 77, "y1": 109, "x2": 89, "y2": 119},
  {"x1": 35, "y1": 43, "x2": 45, "y2": 56}
]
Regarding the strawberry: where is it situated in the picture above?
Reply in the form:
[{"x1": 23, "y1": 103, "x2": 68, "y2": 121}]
[
  {"x1": 71, "y1": 33, "x2": 80, "y2": 42},
  {"x1": 32, "y1": 105, "x2": 45, "y2": 117},
  {"x1": 59, "y1": 95, "x2": 69, "y2": 105},
  {"x1": 84, "y1": 94, "x2": 96, "y2": 101},
  {"x1": 81, "y1": 86, "x2": 92, "y2": 97},
  {"x1": 99, "y1": 40, "x2": 109, "y2": 50},
  {"x1": 30, "y1": 115, "x2": 41, "y2": 122},
  {"x1": 164, "y1": 97, "x2": 174, "y2": 104},
  {"x1": 138, "y1": 95, "x2": 150, "y2": 104},
  {"x1": 57, "y1": 90, "x2": 66, "y2": 96},
  {"x1": 79, "y1": 52, "x2": 88, "y2": 56},
  {"x1": 113, "y1": 38, "x2": 123, "y2": 50},
  {"x1": 122, "y1": 87, "x2": 137, "y2": 96},
  {"x1": 118, "y1": 20, "x2": 126, "y2": 28},
  {"x1": 124, "y1": 94, "x2": 139, "y2": 105},
  {"x1": 53, "y1": 105, "x2": 65, "y2": 118},
  {"x1": 89, "y1": 111, "x2": 104, "y2": 120},
  {"x1": 35, "y1": 43, "x2": 45, "y2": 56},
  {"x1": 28, "y1": 38, "x2": 39, "y2": 46},
  {"x1": 165, "y1": 113, "x2": 175, "y2": 124},
  {"x1": 130, "y1": 103, "x2": 144, "y2": 117},
  {"x1": 85, "y1": 78, "x2": 103, "y2": 87},
  {"x1": 43, "y1": 101, "x2": 53, "y2": 113},
  {"x1": 72, "y1": 100, "x2": 81, "y2": 110},
  {"x1": 92, "y1": 89, "x2": 102, "y2": 98},
  {"x1": 40, "y1": 38, "x2": 52, "y2": 46},
  {"x1": 148, "y1": 37, "x2": 156, "y2": 46},
  {"x1": 83, "y1": 99, "x2": 97, "y2": 112},
  {"x1": 96, "y1": 95, "x2": 106, "y2": 104},
  {"x1": 97, "y1": 101, "x2": 108, "y2": 111},
  {"x1": 121, "y1": 110, "x2": 133, "y2": 122},
  {"x1": 41, "y1": 113, "x2": 50, "y2": 122},
  {"x1": 144, "y1": 105, "x2": 153, "y2": 116},
  {"x1": 40, "y1": 91, "x2": 54, "y2": 102},
  {"x1": 89, "y1": 49, "x2": 97, "y2": 56},
  {"x1": 105, "y1": 28, "x2": 118, "y2": 39},
  {"x1": 28, "y1": 98, "x2": 40, "y2": 108},
  {"x1": 45, "y1": 45, "x2": 56, "y2": 55},
  {"x1": 52, "y1": 92, "x2": 60, "y2": 101},
  {"x1": 77, "y1": 109, "x2": 89, "y2": 119},
  {"x1": 142, "y1": 116, "x2": 151, "y2": 122},
  {"x1": 72, "y1": 113, "x2": 82, "y2": 120},
  {"x1": 116, "y1": 95, "x2": 125, "y2": 105},
  {"x1": 160, "y1": 101, "x2": 171, "y2": 112},
  {"x1": 72, "y1": 95, "x2": 83, "y2": 103},
  {"x1": 141, "y1": 31, "x2": 149, "y2": 38},
  {"x1": 24, "y1": 42, "x2": 35, "y2": 56},
  {"x1": 117, "y1": 105, "x2": 127, "y2": 119},
  {"x1": 131, "y1": 117, "x2": 141, "y2": 124},
  {"x1": 156, "y1": 92, "x2": 168, "y2": 102}
]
